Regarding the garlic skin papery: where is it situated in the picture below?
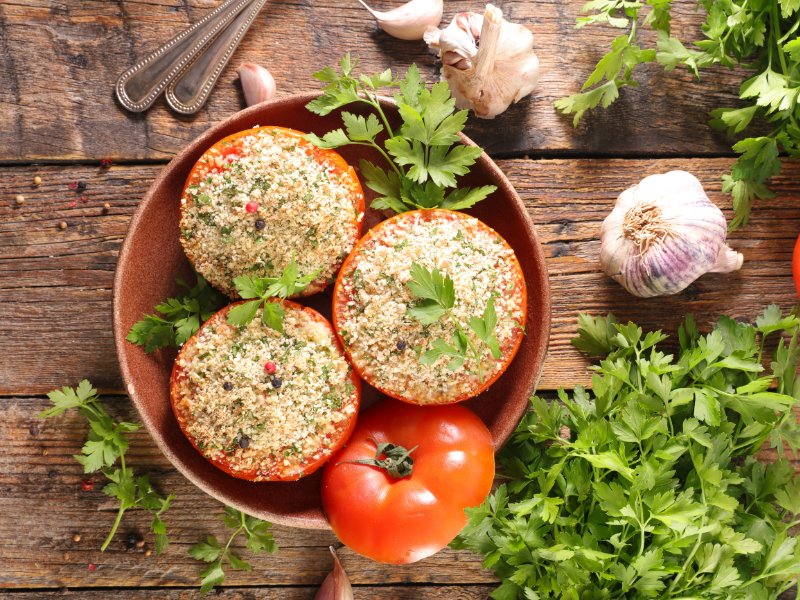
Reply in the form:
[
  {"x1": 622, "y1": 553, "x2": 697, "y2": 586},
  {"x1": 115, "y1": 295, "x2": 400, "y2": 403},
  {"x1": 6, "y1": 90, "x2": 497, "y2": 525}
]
[
  {"x1": 237, "y1": 63, "x2": 276, "y2": 107},
  {"x1": 357, "y1": 0, "x2": 443, "y2": 41},
  {"x1": 424, "y1": 4, "x2": 539, "y2": 119},
  {"x1": 600, "y1": 170, "x2": 744, "y2": 298}
]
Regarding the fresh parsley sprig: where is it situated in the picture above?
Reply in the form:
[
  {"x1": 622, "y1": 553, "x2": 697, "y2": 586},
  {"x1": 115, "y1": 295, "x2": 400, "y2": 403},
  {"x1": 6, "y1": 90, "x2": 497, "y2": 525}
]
[
  {"x1": 555, "y1": 0, "x2": 800, "y2": 230},
  {"x1": 226, "y1": 259, "x2": 320, "y2": 331},
  {"x1": 38, "y1": 380, "x2": 175, "y2": 553},
  {"x1": 127, "y1": 274, "x2": 225, "y2": 352},
  {"x1": 189, "y1": 506, "x2": 278, "y2": 594},
  {"x1": 306, "y1": 53, "x2": 497, "y2": 214},
  {"x1": 405, "y1": 263, "x2": 501, "y2": 382},
  {"x1": 454, "y1": 306, "x2": 800, "y2": 599}
]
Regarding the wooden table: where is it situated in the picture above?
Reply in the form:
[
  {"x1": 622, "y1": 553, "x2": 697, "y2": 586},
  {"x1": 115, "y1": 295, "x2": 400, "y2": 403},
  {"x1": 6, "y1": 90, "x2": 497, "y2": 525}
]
[{"x1": 2, "y1": 1, "x2": 799, "y2": 598}]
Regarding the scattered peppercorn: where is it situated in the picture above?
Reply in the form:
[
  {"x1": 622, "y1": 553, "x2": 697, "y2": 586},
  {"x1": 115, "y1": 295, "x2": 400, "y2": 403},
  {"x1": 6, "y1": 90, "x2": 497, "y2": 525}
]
[
  {"x1": 102, "y1": 202, "x2": 111, "y2": 213},
  {"x1": 76, "y1": 181, "x2": 87, "y2": 192},
  {"x1": 144, "y1": 549, "x2": 152, "y2": 558},
  {"x1": 264, "y1": 361, "x2": 277, "y2": 374},
  {"x1": 88, "y1": 563, "x2": 96, "y2": 572},
  {"x1": 125, "y1": 531, "x2": 143, "y2": 550},
  {"x1": 135, "y1": 539, "x2": 145, "y2": 549},
  {"x1": 223, "y1": 381, "x2": 234, "y2": 391},
  {"x1": 14, "y1": 194, "x2": 25, "y2": 206},
  {"x1": 72, "y1": 533, "x2": 81, "y2": 543},
  {"x1": 81, "y1": 479, "x2": 94, "y2": 491},
  {"x1": 239, "y1": 436, "x2": 251, "y2": 449},
  {"x1": 69, "y1": 201, "x2": 77, "y2": 208},
  {"x1": 33, "y1": 176, "x2": 42, "y2": 186},
  {"x1": 271, "y1": 377, "x2": 283, "y2": 389},
  {"x1": 255, "y1": 218, "x2": 266, "y2": 230},
  {"x1": 68, "y1": 181, "x2": 78, "y2": 190},
  {"x1": 59, "y1": 221, "x2": 68, "y2": 230},
  {"x1": 396, "y1": 340, "x2": 407, "y2": 351},
  {"x1": 41, "y1": 448, "x2": 48, "y2": 456},
  {"x1": 100, "y1": 158, "x2": 113, "y2": 168},
  {"x1": 245, "y1": 201, "x2": 259, "y2": 213}
]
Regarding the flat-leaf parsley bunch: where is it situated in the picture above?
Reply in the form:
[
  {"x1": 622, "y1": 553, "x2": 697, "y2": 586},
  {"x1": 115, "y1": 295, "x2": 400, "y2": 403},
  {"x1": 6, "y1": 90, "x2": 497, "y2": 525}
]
[
  {"x1": 306, "y1": 53, "x2": 496, "y2": 214},
  {"x1": 555, "y1": 0, "x2": 800, "y2": 230},
  {"x1": 455, "y1": 306, "x2": 800, "y2": 599}
]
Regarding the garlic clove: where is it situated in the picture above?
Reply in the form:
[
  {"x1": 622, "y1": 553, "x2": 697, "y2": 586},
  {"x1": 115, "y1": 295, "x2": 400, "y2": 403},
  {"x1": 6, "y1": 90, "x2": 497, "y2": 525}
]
[
  {"x1": 314, "y1": 546, "x2": 353, "y2": 600},
  {"x1": 599, "y1": 170, "x2": 744, "y2": 298},
  {"x1": 425, "y1": 4, "x2": 540, "y2": 119},
  {"x1": 358, "y1": 0, "x2": 443, "y2": 41},
  {"x1": 237, "y1": 63, "x2": 276, "y2": 107}
]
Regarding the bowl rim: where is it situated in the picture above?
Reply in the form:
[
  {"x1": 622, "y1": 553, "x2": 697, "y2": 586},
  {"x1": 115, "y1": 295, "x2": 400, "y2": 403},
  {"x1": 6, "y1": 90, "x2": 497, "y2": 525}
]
[{"x1": 112, "y1": 92, "x2": 551, "y2": 528}]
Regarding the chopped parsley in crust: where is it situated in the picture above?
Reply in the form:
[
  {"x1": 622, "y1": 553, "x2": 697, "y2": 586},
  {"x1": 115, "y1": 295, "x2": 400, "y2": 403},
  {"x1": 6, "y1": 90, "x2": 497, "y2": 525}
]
[
  {"x1": 171, "y1": 300, "x2": 360, "y2": 481},
  {"x1": 333, "y1": 209, "x2": 527, "y2": 405},
  {"x1": 180, "y1": 126, "x2": 365, "y2": 298}
]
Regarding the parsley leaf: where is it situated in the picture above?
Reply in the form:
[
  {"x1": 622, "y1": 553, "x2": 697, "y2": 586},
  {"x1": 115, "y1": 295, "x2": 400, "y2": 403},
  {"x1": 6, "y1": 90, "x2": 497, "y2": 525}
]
[
  {"x1": 38, "y1": 380, "x2": 174, "y2": 553},
  {"x1": 456, "y1": 308, "x2": 800, "y2": 598},
  {"x1": 189, "y1": 506, "x2": 277, "y2": 594},
  {"x1": 127, "y1": 273, "x2": 225, "y2": 352},
  {"x1": 306, "y1": 54, "x2": 496, "y2": 214},
  {"x1": 228, "y1": 259, "x2": 319, "y2": 329}
]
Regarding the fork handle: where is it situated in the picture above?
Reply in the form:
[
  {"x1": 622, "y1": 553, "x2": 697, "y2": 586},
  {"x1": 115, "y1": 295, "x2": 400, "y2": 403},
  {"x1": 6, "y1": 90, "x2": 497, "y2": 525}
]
[
  {"x1": 165, "y1": 0, "x2": 267, "y2": 115},
  {"x1": 115, "y1": 0, "x2": 254, "y2": 113}
]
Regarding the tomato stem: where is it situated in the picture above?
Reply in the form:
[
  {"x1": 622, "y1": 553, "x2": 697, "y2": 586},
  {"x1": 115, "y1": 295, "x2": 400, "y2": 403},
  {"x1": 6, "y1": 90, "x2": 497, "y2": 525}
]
[{"x1": 341, "y1": 437, "x2": 417, "y2": 478}]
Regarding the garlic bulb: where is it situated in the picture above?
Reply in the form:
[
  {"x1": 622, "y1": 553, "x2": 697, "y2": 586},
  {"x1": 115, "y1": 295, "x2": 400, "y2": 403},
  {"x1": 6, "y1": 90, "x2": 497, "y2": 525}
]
[
  {"x1": 600, "y1": 170, "x2": 743, "y2": 298},
  {"x1": 357, "y1": 0, "x2": 443, "y2": 41},
  {"x1": 424, "y1": 4, "x2": 539, "y2": 119},
  {"x1": 237, "y1": 63, "x2": 276, "y2": 107}
]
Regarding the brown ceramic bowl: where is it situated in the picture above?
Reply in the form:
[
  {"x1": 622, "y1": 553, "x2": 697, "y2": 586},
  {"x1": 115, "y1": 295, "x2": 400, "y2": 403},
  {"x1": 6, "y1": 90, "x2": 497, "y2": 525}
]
[{"x1": 113, "y1": 93, "x2": 551, "y2": 529}]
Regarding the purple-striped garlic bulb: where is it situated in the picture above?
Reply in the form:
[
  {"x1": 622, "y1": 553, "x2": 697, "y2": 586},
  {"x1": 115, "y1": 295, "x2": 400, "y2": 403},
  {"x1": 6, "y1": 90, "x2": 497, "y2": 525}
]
[{"x1": 600, "y1": 170, "x2": 743, "y2": 298}]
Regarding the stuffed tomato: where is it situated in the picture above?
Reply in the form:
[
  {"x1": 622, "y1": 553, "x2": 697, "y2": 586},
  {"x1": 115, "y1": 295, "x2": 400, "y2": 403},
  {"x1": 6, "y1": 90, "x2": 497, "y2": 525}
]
[
  {"x1": 333, "y1": 209, "x2": 526, "y2": 405},
  {"x1": 179, "y1": 126, "x2": 365, "y2": 298},
  {"x1": 170, "y1": 299, "x2": 360, "y2": 481}
]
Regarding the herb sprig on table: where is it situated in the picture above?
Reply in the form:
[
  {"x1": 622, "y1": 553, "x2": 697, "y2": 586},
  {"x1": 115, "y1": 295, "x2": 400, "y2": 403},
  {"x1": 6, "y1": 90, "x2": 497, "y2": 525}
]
[
  {"x1": 38, "y1": 380, "x2": 174, "y2": 552},
  {"x1": 306, "y1": 53, "x2": 497, "y2": 214},
  {"x1": 554, "y1": 0, "x2": 800, "y2": 230},
  {"x1": 189, "y1": 506, "x2": 277, "y2": 594},
  {"x1": 127, "y1": 274, "x2": 225, "y2": 352},
  {"x1": 226, "y1": 259, "x2": 320, "y2": 330},
  {"x1": 405, "y1": 263, "x2": 501, "y2": 382},
  {"x1": 454, "y1": 307, "x2": 800, "y2": 599}
]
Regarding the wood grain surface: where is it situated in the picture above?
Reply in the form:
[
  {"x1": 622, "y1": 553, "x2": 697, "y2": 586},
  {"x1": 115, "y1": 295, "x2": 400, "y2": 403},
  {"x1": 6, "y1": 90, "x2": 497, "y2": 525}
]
[
  {"x1": 2, "y1": 158, "x2": 798, "y2": 395},
  {"x1": 0, "y1": 0, "x2": 751, "y2": 161}
]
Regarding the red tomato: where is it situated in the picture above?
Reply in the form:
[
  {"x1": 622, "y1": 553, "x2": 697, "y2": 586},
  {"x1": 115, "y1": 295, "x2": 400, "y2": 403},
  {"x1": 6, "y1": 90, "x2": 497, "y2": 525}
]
[
  {"x1": 321, "y1": 399, "x2": 495, "y2": 564},
  {"x1": 793, "y1": 234, "x2": 800, "y2": 298}
]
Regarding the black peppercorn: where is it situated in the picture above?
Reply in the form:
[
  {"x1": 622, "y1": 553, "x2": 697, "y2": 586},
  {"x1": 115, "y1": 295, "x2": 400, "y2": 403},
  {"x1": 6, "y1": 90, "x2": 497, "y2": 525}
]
[
  {"x1": 239, "y1": 436, "x2": 250, "y2": 449},
  {"x1": 223, "y1": 381, "x2": 233, "y2": 391},
  {"x1": 396, "y1": 340, "x2": 407, "y2": 351},
  {"x1": 255, "y1": 218, "x2": 266, "y2": 230},
  {"x1": 76, "y1": 181, "x2": 87, "y2": 192},
  {"x1": 271, "y1": 377, "x2": 283, "y2": 389},
  {"x1": 125, "y1": 531, "x2": 143, "y2": 550}
]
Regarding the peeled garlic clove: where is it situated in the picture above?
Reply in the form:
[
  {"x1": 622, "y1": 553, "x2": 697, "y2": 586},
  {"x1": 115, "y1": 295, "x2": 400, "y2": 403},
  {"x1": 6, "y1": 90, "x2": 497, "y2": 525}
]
[
  {"x1": 358, "y1": 0, "x2": 443, "y2": 41},
  {"x1": 599, "y1": 170, "x2": 744, "y2": 298},
  {"x1": 237, "y1": 63, "x2": 276, "y2": 107},
  {"x1": 425, "y1": 4, "x2": 540, "y2": 119},
  {"x1": 314, "y1": 547, "x2": 353, "y2": 600}
]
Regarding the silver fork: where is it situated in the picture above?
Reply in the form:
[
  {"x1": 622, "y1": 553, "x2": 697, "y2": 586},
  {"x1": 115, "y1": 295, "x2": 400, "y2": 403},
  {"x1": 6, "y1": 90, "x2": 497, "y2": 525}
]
[{"x1": 115, "y1": 0, "x2": 266, "y2": 115}]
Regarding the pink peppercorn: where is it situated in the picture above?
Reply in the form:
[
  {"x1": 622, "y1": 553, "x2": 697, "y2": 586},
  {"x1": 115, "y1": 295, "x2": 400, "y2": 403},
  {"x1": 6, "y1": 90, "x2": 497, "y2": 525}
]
[
  {"x1": 81, "y1": 479, "x2": 94, "y2": 491},
  {"x1": 88, "y1": 563, "x2": 96, "y2": 572},
  {"x1": 264, "y1": 361, "x2": 277, "y2": 374},
  {"x1": 245, "y1": 201, "x2": 259, "y2": 213}
]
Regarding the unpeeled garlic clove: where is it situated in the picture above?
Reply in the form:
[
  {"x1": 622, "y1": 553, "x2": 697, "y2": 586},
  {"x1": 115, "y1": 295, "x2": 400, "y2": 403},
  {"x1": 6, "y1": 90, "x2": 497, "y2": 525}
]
[
  {"x1": 237, "y1": 63, "x2": 276, "y2": 107},
  {"x1": 425, "y1": 4, "x2": 540, "y2": 119},
  {"x1": 358, "y1": 0, "x2": 443, "y2": 41},
  {"x1": 314, "y1": 546, "x2": 353, "y2": 600}
]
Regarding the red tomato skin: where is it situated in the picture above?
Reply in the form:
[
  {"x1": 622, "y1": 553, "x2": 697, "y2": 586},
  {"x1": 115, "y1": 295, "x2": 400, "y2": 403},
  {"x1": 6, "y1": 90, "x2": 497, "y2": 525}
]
[
  {"x1": 321, "y1": 400, "x2": 495, "y2": 564},
  {"x1": 793, "y1": 234, "x2": 800, "y2": 299}
]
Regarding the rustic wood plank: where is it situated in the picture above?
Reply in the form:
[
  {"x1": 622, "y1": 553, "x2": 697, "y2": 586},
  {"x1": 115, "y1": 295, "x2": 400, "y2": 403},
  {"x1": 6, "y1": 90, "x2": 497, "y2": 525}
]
[
  {"x1": 2, "y1": 158, "x2": 799, "y2": 395},
  {"x1": 0, "y1": 587, "x2": 497, "y2": 598},
  {"x1": 1, "y1": 396, "x2": 497, "y2": 589},
  {"x1": 0, "y1": 0, "x2": 750, "y2": 161}
]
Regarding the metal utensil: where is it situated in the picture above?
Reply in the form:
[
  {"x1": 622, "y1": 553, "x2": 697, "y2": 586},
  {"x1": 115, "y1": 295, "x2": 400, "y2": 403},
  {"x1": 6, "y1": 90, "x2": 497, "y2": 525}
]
[
  {"x1": 165, "y1": 0, "x2": 268, "y2": 114},
  {"x1": 115, "y1": 0, "x2": 263, "y2": 114}
]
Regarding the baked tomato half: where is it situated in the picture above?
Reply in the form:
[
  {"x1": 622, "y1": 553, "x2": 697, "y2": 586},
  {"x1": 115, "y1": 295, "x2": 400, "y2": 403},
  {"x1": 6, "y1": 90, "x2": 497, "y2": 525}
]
[
  {"x1": 332, "y1": 209, "x2": 527, "y2": 405},
  {"x1": 171, "y1": 299, "x2": 360, "y2": 482},
  {"x1": 321, "y1": 399, "x2": 495, "y2": 564},
  {"x1": 794, "y1": 234, "x2": 800, "y2": 299},
  {"x1": 179, "y1": 126, "x2": 365, "y2": 298}
]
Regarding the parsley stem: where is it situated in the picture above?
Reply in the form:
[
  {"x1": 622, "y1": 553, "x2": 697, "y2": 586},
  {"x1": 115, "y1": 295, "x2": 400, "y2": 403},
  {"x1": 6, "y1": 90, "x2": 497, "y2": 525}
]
[
  {"x1": 770, "y1": 2, "x2": 789, "y2": 75},
  {"x1": 101, "y1": 453, "x2": 128, "y2": 552}
]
